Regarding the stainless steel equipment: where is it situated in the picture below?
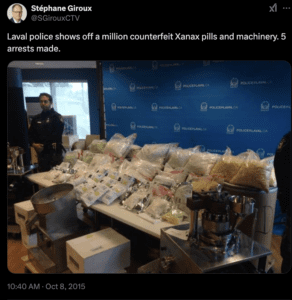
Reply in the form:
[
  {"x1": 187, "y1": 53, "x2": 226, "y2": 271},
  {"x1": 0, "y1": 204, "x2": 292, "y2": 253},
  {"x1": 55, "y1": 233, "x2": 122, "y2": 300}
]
[
  {"x1": 223, "y1": 182, "x2": 278, "y2": 271},
  {"x1": 7, "y1": 143, "x2": 25, "y2": 173},
  {"x1": 187, "y1": 185, "x2": 257, "y2": 255},
  {"x1": 25, "y1": 184, "x2": 91, "y2": 273},
  {"x1": 157, "y1": 184, "x2": 272, "y2": 273},
  {"x1": 159, "y1": 223, "x2": 271, "y2": 273}
]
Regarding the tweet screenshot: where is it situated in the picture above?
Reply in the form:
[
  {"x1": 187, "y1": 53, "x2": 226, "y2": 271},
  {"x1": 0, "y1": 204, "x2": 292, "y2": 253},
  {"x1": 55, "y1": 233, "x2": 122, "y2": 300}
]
[{"x1": 6, "y1": 1, "x2": 291, "y2": 298}]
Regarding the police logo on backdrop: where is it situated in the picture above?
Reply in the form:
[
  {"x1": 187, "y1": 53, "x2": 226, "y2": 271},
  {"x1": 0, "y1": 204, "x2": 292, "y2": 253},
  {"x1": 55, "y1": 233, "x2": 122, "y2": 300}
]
[
  {"x1": 175, "y1": 81, "x2": 182, "y2": 91},
  {"x1": 230, "y1": 78, "x2": 239, "y2": 88},
  {"x1": 174, "y1": 123, "x2": 180, "y2": 132},
  {"x1": 227, "y1": 124, "x2": 235, "y2": 134},
  {"x1": 130, "y1": 122, "x2": 136, "y2": 130},
  {"x1": 200, "y1": 102, "x2": 208, "y2": 111},
  {"x1": 203, "y1": 61, "x2": 210, "y2": 66},
  {"x1": 151, "y1": 103, "x2": 158, "y2": 111},
  {"x1": 130, "y1": 83, "x2": 135, "y2": 92},
  {"x1": 256, "y1": 148, "x2": 265, "y2": 158},
  {"x1": 111, "y1": 103, "x2": 117, "y2": 111},
  {"x1": 109, "y1": 64, "x2": 115, "y2": 73},
  {"x1": 152, "y1": 61, "x2": 158, "y2": 70},
  {"x1": 261, "y1": 101, "x2": 270, "y2": 111}
]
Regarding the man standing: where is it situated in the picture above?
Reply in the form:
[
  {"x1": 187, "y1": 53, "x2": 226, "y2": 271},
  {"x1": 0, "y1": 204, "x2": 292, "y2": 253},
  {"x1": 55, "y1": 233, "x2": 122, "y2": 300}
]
[
  {"x1": 274, "y1": 131, "x2": 291, "y2": 273},
  {"x1": 10, "y1": 4, "x2": 23, "y2": 23},
  {"x1": 28, "y1": 93, "x2": 65, "y2": 172}
]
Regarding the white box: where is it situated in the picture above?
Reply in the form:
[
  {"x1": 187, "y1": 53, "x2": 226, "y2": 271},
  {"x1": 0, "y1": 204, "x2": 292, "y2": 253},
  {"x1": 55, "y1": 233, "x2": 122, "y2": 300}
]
[
  {"x1": 14, "y1": 200, "x2": 36, "y2": 225},
  {"x1": 66, "y1": 228, "x2": 130, "y2": 273},
  {"x1": 14, "y1": 200, "x2": 38, "y2": 248}
]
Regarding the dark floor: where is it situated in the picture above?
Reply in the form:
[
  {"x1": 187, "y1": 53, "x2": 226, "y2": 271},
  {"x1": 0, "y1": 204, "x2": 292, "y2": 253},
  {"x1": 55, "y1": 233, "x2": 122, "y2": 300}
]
[{"x1": 7, "y1": 203, "x2": 283, "y2": 274}]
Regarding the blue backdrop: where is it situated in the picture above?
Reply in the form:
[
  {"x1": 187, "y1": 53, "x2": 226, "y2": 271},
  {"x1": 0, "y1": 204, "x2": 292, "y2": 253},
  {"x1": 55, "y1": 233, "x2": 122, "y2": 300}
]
[{"x1": 102, "y1": 60, "x2": 291, "y2": 158}]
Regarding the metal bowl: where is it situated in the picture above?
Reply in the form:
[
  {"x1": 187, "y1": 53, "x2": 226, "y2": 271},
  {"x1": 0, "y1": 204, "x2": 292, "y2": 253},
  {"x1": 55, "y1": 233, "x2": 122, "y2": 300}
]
[{"x1": 31, "y1": 183, "x2": 75, "y2": 215}]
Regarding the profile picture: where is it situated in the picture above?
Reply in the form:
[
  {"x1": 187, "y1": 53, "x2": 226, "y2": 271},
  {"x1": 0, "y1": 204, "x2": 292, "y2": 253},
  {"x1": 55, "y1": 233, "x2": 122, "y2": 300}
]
[{"x1": 7, "y1": 3, "x2": 27, "y2": 23}]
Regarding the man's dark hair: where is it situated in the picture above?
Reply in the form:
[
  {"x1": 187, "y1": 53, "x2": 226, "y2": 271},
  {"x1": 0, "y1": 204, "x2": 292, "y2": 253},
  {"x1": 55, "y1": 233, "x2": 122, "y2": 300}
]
[{"x1": 39, "y1": 93, "x2": 53, "y2": 103}]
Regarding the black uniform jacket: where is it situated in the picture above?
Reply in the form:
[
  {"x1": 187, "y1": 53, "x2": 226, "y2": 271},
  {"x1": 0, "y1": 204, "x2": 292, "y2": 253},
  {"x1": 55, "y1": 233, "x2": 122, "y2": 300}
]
[
  {"x1": 274, "y1": 131, "x2": 291, "y2": 215},
  {"x1": 28, "y1": 108, "x2": 64, "y2": 153}
]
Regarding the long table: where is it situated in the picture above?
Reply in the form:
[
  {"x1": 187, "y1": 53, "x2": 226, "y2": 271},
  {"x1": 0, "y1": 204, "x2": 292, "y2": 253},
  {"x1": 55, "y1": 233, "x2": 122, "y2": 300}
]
[{"x1": 25, "y1": 172, "x2": 188, "y2": 239}]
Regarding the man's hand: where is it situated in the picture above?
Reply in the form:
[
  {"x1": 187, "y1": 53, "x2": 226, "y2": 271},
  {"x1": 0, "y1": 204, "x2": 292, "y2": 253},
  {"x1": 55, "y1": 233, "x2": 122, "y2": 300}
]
[
  {"x1": 52, "y1": 143, "x2": 57, "y2": 150},
  {"x1": 32, "y1": 143, "x2": 44, "y2": 154}
]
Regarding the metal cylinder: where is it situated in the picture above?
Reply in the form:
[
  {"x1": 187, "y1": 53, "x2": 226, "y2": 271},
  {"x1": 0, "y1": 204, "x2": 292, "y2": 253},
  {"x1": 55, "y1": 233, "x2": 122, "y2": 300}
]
[{"x1": 223, "y1": 182, "x2": 278, "y2": 270}]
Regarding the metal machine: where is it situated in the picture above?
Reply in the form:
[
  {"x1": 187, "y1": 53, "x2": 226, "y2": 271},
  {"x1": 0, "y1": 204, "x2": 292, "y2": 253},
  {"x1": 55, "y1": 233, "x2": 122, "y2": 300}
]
[
  {"x1": 25, "y1": 184, "x2": 91, "y2": 273},
  {"x1": 139, "y1": 183, "x2": 274, "y2": 274},
  {"x1": 7, "y1": 143, "x2": 25, "y2": 173}
]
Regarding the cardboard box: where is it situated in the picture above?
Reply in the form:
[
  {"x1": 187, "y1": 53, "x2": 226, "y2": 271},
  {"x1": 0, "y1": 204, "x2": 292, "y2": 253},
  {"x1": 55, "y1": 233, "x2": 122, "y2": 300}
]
[
  {"x1": 14, "y1": 200, "x2": 36, "y2": 226},
  {"x1": 66, "y1": 228, "x2": 130, "y2": 273},
  {"x1": 62, "y1": 135, "x2": 79, "y2": 149},
  {"x1": 85, "y1": 134, "x2": 100, "y2": 150}
]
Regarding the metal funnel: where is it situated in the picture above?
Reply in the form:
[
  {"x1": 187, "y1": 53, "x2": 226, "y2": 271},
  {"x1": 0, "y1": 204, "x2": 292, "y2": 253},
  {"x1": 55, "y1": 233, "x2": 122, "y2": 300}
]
[{"x1": 31, "y1": 183, "x2": 75, "y2": 215}]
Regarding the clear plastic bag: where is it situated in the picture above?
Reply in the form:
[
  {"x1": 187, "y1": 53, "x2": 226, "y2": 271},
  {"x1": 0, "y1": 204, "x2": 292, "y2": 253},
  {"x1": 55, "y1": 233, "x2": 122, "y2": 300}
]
[
  {"x1": 237, "y1": 149, "x2": 261, "y2": 161},
  {"x1": 80, "y1": 183, "x2": 111, "y2": 207},
  {"x1": 162, "y1": 208, "x2": 188, "y2": 225},
  {"x1": 230, "y1": 156, "x2": 273, "y2": 192},
  {"x1": 118, "y1": 159, "x2": 132, "y2": 176},
  {"x1": 107, "y1": 170, "x2": 120, "y2": 180},
  {"x1": 261, "y1": 156, "x2": 277, "y2": 187},
  {"x1": 152, "y1": 175, "x2": 176, "y2": 188},
  {"x1": 43, "y1": 169, "x2": 63, "y2": 181},
  {"x1": 191, "y1": 175, "x2": 222, "y2": 193},
  {"x1": 71, "y1": 159, "x2": 88, "y2": 172},
  {"x1": 88, "y1": 139, "x2": 107, "y2": 153},
  {"x1": 173, "y1": 183, "x2": 192, "y2": 206},
  {"x1": 87, "y1": 154, "x2": 112, "y2": 172},
  {"x1": 167, "y1": 169, "x2": 188, "y2": 184},
  {"x1": 157, "y1": 169, "x2": 187, "y2": 185},
  {"x1": 55, "y1": 162, "x2": 70, "y2": 172},
  {"x1": 63, "y1": 150, "x2": 83, "y2": 167},
  {"x1": 109, "y1": 133, "x2": 125, "y2": 140},
  {"x1": 166, "y1": 147, "x2": 194, "y2": 169},
  {"x1": 110, "y1": 157, "x2": 126, "y2": 169},
  {"x1": 52, "y1": 173, "x2": 72, "y2": 184},
  {"x1": 122, "y1": 190, "x2": 149, "y2": 211},
  {"x1": 137, "y1": 160, "x2": 160, "y2": 181},
  {"x1": 100, "y1": 182, "x2": 128, "y2": 205},
  {"x1": 210, "y1": 147, "x2": 245, "y2": 182},
  {"x1": 150, "y1": 183, "x2": 174, "y2": 199},
  {"x1": 124, "y1": 158, "x2": 160, "y2": 183},
  {"x1": 87, "y1": 170, "x2": 107, "y2": 183},
  {"x1": 126, "y1": 144, "x2": 141, "y2": 159},
  {"x1": 134, "y1": 143, "x2": 174, "y2": 168},
  {"x1": 164, "y1": 143, "x2": 180, "y2": 162},
  {"x1": 100, "y1": 176, "x2": 118, "y2": 188},
  {"x1": 186, "y1": 172, "x2": 200, "y2": 182},
  {"x1": 68, "y1": 175, "x2": 88, "y2": 187},
  {"x1": 103, "y1": 133, "x2": 137, "y2": 158},
  {"x1": 145, "y1": 197, "x2": 171, "y2": 219},
  {"x1": 81, "y1": 150, "x2": 95, "y2": 164},
  {"x1": 119, "y1": 174, "x2": 136, "y2": 188},
  {"x1": 184, "y1": 152, "x2": 221, "y2": 176},
  {"x1": 74, "y1": 179, "x2": 96, "y2": 201},
  {"x1": 124, "y1": 168, "x2": 149, "y2": 184}
]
